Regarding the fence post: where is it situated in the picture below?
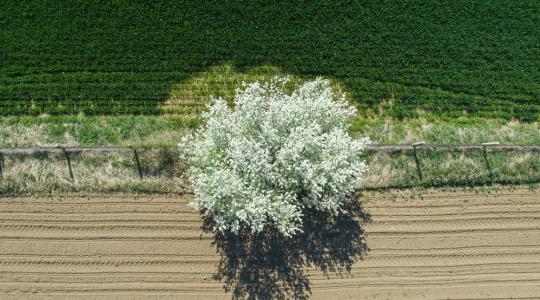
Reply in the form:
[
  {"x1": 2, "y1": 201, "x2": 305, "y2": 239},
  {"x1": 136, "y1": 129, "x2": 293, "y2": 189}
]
[
  {"x1": 482, "y1": 142, "x2": 498, "y2": 185},
  {"x1": 131, "y1": 147, "x2": 143, "y2": 180},
  {"x1": 0, "y1": 151, "x2": 4, "y2": 179},
  {"x1": 57, "y1": 145, "x2": 74, "y2": 182},
  {"x1": 412, "y1": 142, "x2": 425, "y2": 181}
]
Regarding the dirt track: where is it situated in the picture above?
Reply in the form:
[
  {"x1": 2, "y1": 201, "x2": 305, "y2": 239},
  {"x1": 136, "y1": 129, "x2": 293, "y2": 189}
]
[{"x1": 0, "y1": 189, "x2": 539, "y2": 299}]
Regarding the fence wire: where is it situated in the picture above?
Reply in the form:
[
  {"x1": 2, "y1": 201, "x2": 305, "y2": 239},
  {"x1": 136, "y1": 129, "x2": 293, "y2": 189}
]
[{"x1": 0, "y1": 144, "x2": 539, "y2": 190}]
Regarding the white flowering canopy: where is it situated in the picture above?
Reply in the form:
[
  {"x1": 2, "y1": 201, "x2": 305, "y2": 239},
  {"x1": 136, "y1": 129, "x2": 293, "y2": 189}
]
[{"x1": 179, "y1": 78, "x2": 370, "y2": 237}]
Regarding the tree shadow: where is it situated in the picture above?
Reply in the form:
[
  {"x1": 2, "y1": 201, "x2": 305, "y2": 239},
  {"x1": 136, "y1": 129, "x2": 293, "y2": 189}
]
[{"x1": 202, "y1": 196, "x2": 371, "y2": 300}]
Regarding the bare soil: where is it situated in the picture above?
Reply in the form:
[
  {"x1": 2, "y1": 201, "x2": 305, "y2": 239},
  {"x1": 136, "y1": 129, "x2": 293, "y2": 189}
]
[{"x1": 0, "y1": 189, "x2": 539, "y2": 299}]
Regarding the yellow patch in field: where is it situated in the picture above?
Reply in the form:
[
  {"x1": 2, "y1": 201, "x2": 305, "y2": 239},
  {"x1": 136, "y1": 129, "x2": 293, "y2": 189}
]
[{"x1": 161, "y1": 64, "x2": 291, "y2": 114}]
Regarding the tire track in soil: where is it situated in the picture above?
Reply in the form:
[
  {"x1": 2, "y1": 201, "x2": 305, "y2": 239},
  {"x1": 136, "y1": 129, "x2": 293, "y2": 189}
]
[{"x1": 0, "y1": 189, "x2": 539, "y2": 299}]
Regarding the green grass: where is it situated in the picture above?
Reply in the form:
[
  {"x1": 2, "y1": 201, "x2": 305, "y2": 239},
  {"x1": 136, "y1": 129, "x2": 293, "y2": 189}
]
[
  {"x1": 1, "y1": 1, "x2": 538, "y2": 120},
  {"x1": 0, "y1": 115, "x2": 192, "y2": 148},
  {"x1": 2, "y1": 114, "x2": 539, "y2": 194},
  {"x1": 2, "y1": 115, "x2": 539, "y2": 148}
]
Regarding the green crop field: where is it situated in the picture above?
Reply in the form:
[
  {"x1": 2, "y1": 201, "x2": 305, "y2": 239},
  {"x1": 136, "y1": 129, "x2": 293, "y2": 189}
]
[
  {"x1": 1, "y1": 1, "x2": 538, "y2": 120},
  {"x1": 1, "y1": 1, "x2": 540, "y2": 194}
]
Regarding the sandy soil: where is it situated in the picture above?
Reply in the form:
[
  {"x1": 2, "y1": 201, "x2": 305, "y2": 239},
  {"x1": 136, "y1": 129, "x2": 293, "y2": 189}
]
[{"x1": 0, "y1": 189, "x2": 539, "y2": 299}]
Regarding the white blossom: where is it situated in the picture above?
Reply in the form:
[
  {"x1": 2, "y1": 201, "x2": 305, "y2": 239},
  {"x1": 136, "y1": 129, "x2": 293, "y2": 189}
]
[{"x1": 179, "y1": 78, "x2": 370, "y2": 237}]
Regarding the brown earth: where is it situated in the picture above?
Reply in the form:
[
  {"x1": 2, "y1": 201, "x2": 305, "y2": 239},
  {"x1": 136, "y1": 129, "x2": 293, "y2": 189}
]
[{"x1": 0, "y1": 189, "x2": 539, "y2": 299}]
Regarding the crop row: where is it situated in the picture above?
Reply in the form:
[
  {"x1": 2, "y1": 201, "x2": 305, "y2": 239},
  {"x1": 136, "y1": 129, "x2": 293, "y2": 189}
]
[
  {"x1": 0, "y1": 0, "x2": 538, "y2": 120},
  {"x1": 0, "y1": 77, "x2": 538, "y2": 120}
]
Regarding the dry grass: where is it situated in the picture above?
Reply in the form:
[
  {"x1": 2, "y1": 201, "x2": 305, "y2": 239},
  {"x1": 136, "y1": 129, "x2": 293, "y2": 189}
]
[
  {"x1": 0, "y1": 150, "x2": 188, "y2": 194},
  {"x1": 1, "y1": 146, "x2": 537, "y2": 194}
]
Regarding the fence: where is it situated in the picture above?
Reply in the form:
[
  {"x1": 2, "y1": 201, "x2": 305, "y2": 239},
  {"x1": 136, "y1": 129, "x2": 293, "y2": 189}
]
[
  {"x1": 361, "y1": 143, "x2": 540, "y2": 189},
  {"x1": 0, "y1": 143, "x2": 539, "y2": 191}
]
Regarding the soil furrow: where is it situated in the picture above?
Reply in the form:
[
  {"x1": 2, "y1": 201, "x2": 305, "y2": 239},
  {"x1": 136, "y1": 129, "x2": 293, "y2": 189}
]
[{"x1": 0, "y1": 190, "x2": 538, "y2": 299}]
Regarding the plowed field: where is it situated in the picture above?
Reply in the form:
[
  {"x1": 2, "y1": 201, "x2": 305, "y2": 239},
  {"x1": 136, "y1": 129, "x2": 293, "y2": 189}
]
[{"x1": 0, "y1": 189, "x2": 539, "y2": 299}]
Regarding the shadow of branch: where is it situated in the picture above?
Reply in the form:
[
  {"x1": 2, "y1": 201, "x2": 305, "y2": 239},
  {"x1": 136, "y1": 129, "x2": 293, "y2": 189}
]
[{"x1": 202, "y1": 197, "x2": 371, "y2": 299}]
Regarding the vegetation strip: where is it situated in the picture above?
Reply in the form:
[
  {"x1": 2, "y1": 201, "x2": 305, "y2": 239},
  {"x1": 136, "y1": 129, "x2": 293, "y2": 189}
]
[
  {"x1": 2, "y1": 144, "x2": 540, "y2": 153},
  {"x1": 0, "y1": 144, "x2": 538, "y2": 194}
]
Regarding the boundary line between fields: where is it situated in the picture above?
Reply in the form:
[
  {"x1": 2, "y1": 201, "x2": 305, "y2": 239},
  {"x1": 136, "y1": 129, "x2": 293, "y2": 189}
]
[{"x1": 0, "y1": 144, "x2": 538, "y2": 188}]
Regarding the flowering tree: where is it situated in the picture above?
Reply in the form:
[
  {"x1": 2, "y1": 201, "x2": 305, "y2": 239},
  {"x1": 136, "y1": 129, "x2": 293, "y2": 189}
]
[{"x1": 179, "y1": 78, "x2": 370, "y2": 237}]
